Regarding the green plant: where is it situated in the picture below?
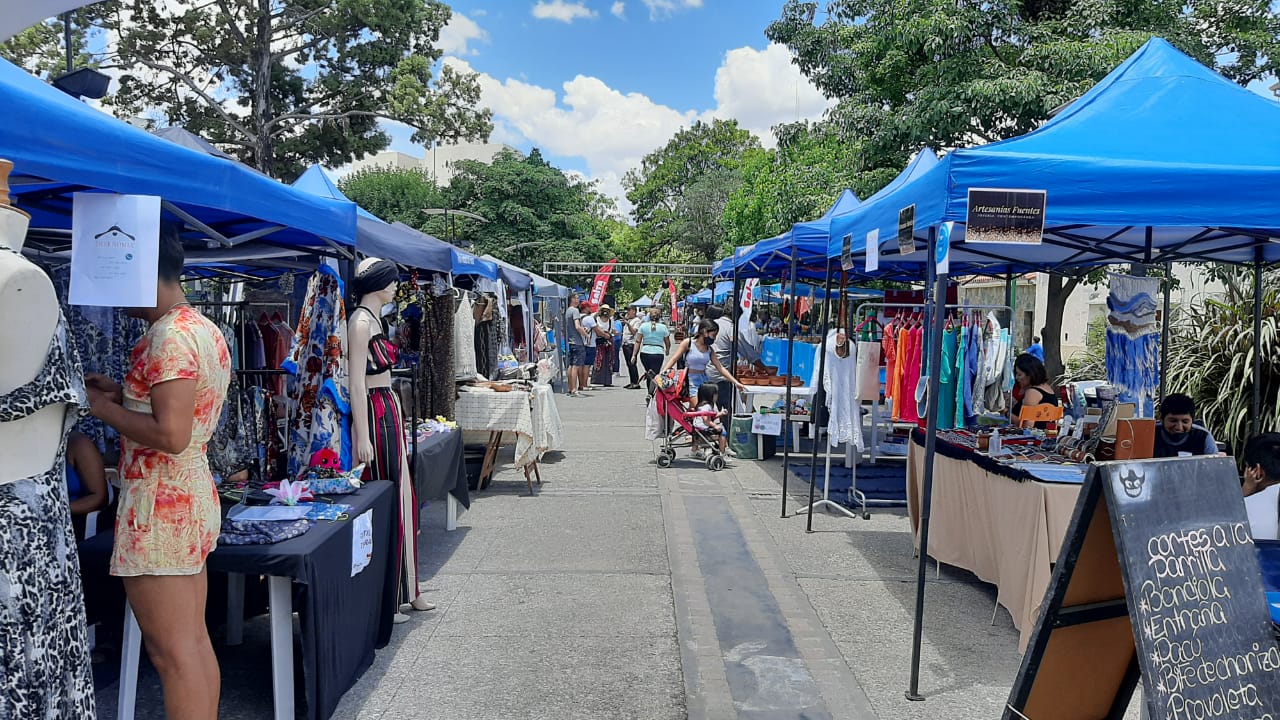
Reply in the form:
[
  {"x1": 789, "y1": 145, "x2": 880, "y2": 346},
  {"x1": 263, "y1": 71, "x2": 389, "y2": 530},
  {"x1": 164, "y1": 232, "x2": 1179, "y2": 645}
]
[
  {"x1": 1061, "y1": 316, "x2": 1107, "y2": 385},
  {"x1": 1165, "y1": 268, "x2": 1280, "y2": 460}
]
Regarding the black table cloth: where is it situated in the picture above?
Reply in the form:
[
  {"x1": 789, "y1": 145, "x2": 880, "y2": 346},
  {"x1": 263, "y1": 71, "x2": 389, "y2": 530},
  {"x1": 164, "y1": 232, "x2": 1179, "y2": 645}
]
[
  {"x1": 79, "y1": 482, "x2": 398, "y2": 720},
  {"x1": 411, "y1": 429, "x2": 471, "y2": 509}
]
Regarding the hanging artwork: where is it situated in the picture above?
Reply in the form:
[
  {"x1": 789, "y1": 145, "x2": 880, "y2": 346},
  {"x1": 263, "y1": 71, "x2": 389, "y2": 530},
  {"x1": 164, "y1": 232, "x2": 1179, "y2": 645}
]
[{"x1": 1105, "y1": 273, "x2": 1161, "y2": 417}]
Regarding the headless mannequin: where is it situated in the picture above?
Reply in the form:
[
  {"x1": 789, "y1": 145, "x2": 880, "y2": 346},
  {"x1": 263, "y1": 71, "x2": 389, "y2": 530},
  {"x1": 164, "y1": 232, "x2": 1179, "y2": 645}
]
[
  {"x1": 0, "y1": 159, "x2": 62, "y2": 483},
  {"x1": 348, "y1": 258, "x2": 433, "y2": 620}
]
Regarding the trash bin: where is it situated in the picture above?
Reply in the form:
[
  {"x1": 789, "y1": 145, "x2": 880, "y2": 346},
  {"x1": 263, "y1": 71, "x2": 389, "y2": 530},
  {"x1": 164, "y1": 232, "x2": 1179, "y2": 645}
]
[{"x1": 729, "y1": 414, "x2": 757, "y2": 460}]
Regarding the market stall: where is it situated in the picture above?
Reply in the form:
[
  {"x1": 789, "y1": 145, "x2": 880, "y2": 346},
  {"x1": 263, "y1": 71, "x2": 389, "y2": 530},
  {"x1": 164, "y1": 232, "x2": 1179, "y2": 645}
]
[
  {"x1": 820, "y1": 38, "x2": 1280, "y2": 699},
  {"x1": 906, "y1": 430, "x2": 1082, "y2": 647}
]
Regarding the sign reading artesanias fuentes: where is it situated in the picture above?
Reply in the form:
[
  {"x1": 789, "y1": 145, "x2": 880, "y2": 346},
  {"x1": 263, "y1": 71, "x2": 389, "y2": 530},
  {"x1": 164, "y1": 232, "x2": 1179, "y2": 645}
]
[{"x1": 966, "y1": 188, "x2": 1046, "y2": 244}]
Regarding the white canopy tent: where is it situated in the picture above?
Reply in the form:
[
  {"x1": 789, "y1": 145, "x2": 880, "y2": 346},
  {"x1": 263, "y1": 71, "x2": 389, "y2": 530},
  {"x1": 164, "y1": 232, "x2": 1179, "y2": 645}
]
[{"x1": 0, "y1": 2, "x2": 94, "y2": 42}]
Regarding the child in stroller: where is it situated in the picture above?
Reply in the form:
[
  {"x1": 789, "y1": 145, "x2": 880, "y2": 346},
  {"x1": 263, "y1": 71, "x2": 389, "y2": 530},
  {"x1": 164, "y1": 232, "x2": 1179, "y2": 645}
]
[
  {"x1": 691, "y1": 383, "x2": 728, "y2": 458},
  {"x1": 653, "y1": 370, "x2": 729, "y2": 471}
]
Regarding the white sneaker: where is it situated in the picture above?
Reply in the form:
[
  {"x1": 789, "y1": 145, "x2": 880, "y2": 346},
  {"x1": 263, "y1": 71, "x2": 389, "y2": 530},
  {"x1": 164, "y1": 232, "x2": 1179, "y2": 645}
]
[{"x1": 393, "y1": 612, "x2": 411, "y2": 624}]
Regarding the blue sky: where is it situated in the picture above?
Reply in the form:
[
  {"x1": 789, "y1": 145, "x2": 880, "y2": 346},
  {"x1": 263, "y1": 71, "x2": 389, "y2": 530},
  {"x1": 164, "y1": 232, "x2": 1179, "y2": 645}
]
[{"x1": 379, "y1": 1, "x2": 834, "y2": 208}]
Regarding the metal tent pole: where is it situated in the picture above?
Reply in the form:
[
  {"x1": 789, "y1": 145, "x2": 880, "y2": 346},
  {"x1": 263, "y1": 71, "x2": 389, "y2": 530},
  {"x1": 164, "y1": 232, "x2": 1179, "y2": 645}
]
[
  {"x1": 1254, "y1": 253, "x2": 1264, "y2": 437},
  {"x1": 780, "y1": 248, "x2": 799, "y2": 518},
  {"x1": 907, "y1": 228, "x2": 947, "y2": 702},
  {"x1": 1160, "y1": 263, "x2": 1172, "y2": 404},
  {"x1": 798, "y1": 261, "x2": 862, "y2": 528},
  {"x1": 731, "y1": 270, "x2": 742, "y2": 412}
]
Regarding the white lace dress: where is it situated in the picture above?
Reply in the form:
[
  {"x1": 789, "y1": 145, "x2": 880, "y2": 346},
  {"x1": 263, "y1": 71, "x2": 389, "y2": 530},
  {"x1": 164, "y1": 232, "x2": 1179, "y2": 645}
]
[
  {"x1": 823, "y1": 330, "x2": 865, "y2": 451},
  {"x1": 454, "y1": 295, "x2": 478, "y2": 381}
]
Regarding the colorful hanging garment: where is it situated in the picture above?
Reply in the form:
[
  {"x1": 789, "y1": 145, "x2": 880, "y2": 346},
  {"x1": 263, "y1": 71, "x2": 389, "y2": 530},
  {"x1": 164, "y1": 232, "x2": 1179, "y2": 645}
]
[
  {"x1": 283, "y1": 265, "x2": 351, "y2": 478},
  {"x1": 882, "y1": 322, "x2": 897, "y2": 413},
  {"x1": 892, "y1": 325, "x2": 910, "y2": 421},
  {"x1": 962, "y1": 321, "x2": 980, "y2": 427},
  {"x1": 954, "y1": 323, "x2": 968, "y2": 429},
  {"x1": 937, "y1": 327, "x2": 958, "y2": 431},
  {"x1": 1105, "y1": 273, "x2": 1161, "y2": 416},
  {"x1": 902, "y1": 324, "x2": 923, "y2": 424}
]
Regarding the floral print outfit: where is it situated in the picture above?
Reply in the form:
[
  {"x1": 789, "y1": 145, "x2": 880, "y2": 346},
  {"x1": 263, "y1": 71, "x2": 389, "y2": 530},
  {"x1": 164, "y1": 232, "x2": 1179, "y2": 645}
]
[
  {"x1": 283, "y1": 265, "x2": 351, "y2": 477},
  {"x1": 111, "y1": 305, "x2": 231, "y2": 577}
]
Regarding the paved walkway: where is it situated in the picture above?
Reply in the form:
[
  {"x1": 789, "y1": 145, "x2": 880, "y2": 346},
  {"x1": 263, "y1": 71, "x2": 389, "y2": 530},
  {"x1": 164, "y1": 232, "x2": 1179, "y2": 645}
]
[{"x1": 96, "y1": 382, "x2": 1051, "y2": 719}]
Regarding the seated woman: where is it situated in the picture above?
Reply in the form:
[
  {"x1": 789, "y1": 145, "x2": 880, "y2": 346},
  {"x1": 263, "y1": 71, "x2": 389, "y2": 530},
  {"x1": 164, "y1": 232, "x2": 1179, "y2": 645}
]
[
  {"x1": 1011, "y1": 353, "x2": 1059, "y2": 429},
  {"x1": 65, "y1": 431, "x2": 109, "y2": 540}
]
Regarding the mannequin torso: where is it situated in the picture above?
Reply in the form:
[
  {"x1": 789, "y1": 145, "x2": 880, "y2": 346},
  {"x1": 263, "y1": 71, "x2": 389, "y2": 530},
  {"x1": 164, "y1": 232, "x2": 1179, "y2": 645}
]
[{"x1": 0, "y1": 199, "x2": 62, "y2": 483}]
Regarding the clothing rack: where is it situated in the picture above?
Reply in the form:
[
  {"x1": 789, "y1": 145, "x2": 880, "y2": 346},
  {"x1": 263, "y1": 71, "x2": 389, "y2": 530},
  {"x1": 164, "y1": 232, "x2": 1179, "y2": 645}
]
[{"x1": 851, "y1": 301, "x2": 1013, "y2": 464}]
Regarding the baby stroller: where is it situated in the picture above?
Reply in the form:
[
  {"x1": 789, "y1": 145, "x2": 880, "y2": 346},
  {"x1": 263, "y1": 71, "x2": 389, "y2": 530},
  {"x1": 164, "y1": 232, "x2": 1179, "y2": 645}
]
[{"x1": 652, "y1": 369, "x2": 728, "y2": 471}]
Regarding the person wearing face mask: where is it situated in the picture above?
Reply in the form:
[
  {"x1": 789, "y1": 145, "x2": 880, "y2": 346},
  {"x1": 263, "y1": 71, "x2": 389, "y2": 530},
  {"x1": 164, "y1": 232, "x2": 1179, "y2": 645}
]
[{"x1": 1152, "y1": 393, "x2": 1218, "y2": 458}]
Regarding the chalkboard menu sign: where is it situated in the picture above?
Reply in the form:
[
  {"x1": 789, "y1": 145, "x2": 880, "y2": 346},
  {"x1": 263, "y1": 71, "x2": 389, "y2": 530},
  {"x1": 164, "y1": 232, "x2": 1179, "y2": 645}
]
[
  {"x1": 897, "y1": 204, "x2": 916, "y2": 256},
  {"x1": 1006, "y1": 457, "x2": 1280, "y2": 720}
]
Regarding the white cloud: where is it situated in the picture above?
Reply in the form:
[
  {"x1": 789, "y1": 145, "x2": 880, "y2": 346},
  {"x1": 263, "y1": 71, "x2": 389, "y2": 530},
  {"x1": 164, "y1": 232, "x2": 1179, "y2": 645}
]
[
  {"x1": 642, "y1": 0, "x2": 702, "y2": 19},
  {"x1": 437, "y1": 43, "x2": 831, "y2": 212},
  {"x1": 710, "y1": 44, "x2": 834, "y2": 145},
  {"x1": 611, "y1": 2, "x2": 626, "y2": 18},
  {"x1": 438, "y1": 12, "x2": 489, "y2": 56},
  {"x1": 531, "y1": 1, "x2": 597, "y2": 23}
]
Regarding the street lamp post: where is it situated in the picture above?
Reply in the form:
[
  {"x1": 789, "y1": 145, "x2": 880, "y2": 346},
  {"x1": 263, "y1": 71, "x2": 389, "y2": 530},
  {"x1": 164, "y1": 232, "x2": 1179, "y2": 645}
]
[{"x1": 421, "y1": 208, "x2": 488, "y2": 250}]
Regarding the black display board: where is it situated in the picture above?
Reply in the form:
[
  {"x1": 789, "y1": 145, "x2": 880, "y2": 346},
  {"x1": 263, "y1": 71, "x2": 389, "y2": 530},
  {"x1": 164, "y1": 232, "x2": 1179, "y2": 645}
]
[
  {"x1": 897, "y1": 204, "x2": 916, "y2": 255},
  {"x1": 1006, "y1": 457, "x2": 1280, "y2": 720}
]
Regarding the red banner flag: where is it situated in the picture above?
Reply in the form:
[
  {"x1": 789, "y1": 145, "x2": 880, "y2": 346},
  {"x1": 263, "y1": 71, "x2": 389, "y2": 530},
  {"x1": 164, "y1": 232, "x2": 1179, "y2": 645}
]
[
  {"x1": 586, "y1": 258, "x2": 617, "y2": 310},
  {"x1": 667, "y1": 279, "x2": 679, "y2": 323}
]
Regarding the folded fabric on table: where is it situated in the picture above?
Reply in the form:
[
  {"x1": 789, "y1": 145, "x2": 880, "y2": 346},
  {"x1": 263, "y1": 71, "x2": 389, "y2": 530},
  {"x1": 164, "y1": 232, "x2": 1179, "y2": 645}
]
[{"x1": 219, "y1": 518, "x2": 314, "y2": 545}]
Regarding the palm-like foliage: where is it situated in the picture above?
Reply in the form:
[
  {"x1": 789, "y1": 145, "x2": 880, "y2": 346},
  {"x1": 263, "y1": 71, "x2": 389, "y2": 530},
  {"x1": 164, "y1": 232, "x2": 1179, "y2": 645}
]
[{"x1": 1165, "y1": 267, "x2": 1280, "y2": 458}]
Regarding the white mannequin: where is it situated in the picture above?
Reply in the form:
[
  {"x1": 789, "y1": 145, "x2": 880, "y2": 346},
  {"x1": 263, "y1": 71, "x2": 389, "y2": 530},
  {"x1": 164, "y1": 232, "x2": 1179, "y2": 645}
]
[
  {"x1": 348, "y1": 257, "x2": 433, "y2": 619},
  {"x1": 0, "y1": 159, "x2": 62, "y2": 484}
]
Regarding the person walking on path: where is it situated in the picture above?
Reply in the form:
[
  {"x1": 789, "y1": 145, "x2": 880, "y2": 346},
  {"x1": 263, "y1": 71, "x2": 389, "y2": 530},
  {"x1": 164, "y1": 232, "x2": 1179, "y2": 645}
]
[
  {"x1": 565, "y1": 293, "x2": 590, "y2": 397},
  {"x1": 661, "y1": 318, "x2": 747, "y2": 400},
  {"x1": 591, "y1": 305, "x2": 615, "y2": 388},
  {"x1": 621, "y1": 306, "x2": 642, "y2": 389},
  {"x1": 635, "y1": 309, "x2": 672, "y2": 399}
]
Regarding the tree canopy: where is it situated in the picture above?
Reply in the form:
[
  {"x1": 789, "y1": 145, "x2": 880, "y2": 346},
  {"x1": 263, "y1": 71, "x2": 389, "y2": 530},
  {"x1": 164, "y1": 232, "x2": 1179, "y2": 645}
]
[
  {"x1": 35, "y1": 0, "x2": 494, "y2": 178},
  {"x1": 623, "y1": 118, "x2": 760, "y2": 260},
  {"x1": 765, "y1": 0, "x2": 1280, "y2": 376},
  {"x1": 341, "y1": 148, "x2": 621, "y2": 281}
]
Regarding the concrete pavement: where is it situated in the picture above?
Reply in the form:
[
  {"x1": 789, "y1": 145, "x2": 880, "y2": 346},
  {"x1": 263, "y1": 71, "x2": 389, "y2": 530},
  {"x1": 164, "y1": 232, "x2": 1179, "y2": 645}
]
[{"x1": 95, "y1": 380, "x2": 1119, "y2": 719}]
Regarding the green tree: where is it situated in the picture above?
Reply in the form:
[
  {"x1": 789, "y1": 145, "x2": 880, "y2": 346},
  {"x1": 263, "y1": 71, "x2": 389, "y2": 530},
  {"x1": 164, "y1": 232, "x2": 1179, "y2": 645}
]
[
  {"x1": 338, "y1": 166, "x2": 446, "y2": 228},
  {"x1": 0, "y1": 8, "x2": 110, "y2": 78},
  {"x1": 767, "y1": 0, "x2": 1280, "y2": 377},
  {"x1": 723, "y1": 121, "x2": 897, "y2": 247},
  {"x1": 623, "y1": 118, "x2": 760, "y2": 259},
  {"x1": 96, "y1": 0, "x2": 492, "y2": 178},
  {"x1": 442, "y1": 148, "x2": 618, "y2": 278}
]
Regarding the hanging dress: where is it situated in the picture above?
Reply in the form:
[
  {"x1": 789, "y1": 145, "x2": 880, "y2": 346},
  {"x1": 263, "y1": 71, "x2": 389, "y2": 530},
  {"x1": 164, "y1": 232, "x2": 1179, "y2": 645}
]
[
  {"x1": 882, "y1": 323, "x2": 897, "y2": 414},
  {"x1": 824, "y1": 330, "x2": 865, "y2": 451},
  {"x1": 901, "y1": 325, "x2": 923, "y2": 424},
  {"x1": 892, "y1": 325, "x2": 910, "y2": 421},
  {"x1": 283, "y1": 265, "x2": 351, "y2": 478},
  {"x1": 454, "y1": 294, "x2": 478, "y2": 381},
  {"x1": 955, "y1": 324, "x2": 968, "y2": 429},
  {"x1": 937, "y1": 327, "x2": 958, "y2": 431},
  {"x1": 0, "y1": 311, "x2": 96, "y2": 719}
]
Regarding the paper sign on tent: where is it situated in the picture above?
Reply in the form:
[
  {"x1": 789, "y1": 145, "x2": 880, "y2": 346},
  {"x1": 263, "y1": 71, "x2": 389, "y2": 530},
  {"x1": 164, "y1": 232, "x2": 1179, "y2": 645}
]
[{"x1": 70, "y1": 193, "x2": 161, "y2": 307}]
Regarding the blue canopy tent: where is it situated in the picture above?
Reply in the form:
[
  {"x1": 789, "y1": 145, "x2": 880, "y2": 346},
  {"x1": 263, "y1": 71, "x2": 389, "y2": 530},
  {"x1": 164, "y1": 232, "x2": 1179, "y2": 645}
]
[
  {"x1": 449, "y1": 247, "x2": 498, "y2": 280},
  {"x1": 818, "y1": 38, "x2": 1280, "y2": 699},
  {"x1": 719, "y1": 189, "x2": 862, "y2": 280},
  {"x1": 480, "y1": 254, "x2": 533, "y2": 293},
  {"x1": 828, "y1": 39, "x2": 1280, "y2": 274},
  {"x1": 0, "y1": 59, "x2": 356, "y2": 252},
  {"x1": 292, "y1": 166, "x2": 453, "y2": 274}
]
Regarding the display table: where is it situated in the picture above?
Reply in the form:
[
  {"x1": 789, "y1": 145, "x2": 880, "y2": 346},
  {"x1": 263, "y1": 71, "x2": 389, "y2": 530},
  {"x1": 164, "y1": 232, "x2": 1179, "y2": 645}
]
[
  {"x1": 79, "y1": 482, "x2": 397, "y2": 720},
  {"x1": 411, "y1": 429, "x2": 469, "y2": 531},
  {"x1": 455, "y1": 384, "x2": 562, "y2": 492},
  {"x1": 906, "y1": 431, "x2": 1083, "y2": 650},
  {"x1": 738, "y1": 385, "x2": 815, "y2": 455}
]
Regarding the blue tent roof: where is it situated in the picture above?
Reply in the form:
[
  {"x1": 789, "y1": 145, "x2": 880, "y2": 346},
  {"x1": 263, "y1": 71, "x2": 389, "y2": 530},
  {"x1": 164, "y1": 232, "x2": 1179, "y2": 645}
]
[
  {"x1": 449, "y1": 247, "x2": 498, "y2": 280},
  {"x1": 725, "y1": 189, "x2": 862, "y2": 279},
  {"x1": 828, "y1": 38, "x2": 1280, "y2": 274},
  {"x1": 0, "y1": 59, "x2": 356, "y2": 249},
  {"x1": 292, "y1": 166, "x2": 452, "y2": 273},
  {"x1": 479, "y1": 254, "x2": 534, "y2": 292}
]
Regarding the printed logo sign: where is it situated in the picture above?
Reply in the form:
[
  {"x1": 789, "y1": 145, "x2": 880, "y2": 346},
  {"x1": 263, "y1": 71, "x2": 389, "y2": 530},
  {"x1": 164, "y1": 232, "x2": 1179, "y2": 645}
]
[{"x1": 966, "y1": 188, "x2": 1046, "y2": 244}]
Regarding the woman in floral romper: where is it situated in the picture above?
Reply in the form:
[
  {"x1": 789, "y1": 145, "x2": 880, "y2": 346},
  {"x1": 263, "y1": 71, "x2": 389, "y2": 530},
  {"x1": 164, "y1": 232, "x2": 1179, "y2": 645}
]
[{"x1": 87, "y1": 229, "x2": 230, "y2": 720}]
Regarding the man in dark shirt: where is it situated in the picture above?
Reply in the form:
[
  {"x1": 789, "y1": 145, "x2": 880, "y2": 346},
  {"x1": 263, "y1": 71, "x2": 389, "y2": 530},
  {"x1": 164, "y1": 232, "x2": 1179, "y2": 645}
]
[{"x1": 1152, "y1": 393, "x2": 1218, "y2": 458}]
